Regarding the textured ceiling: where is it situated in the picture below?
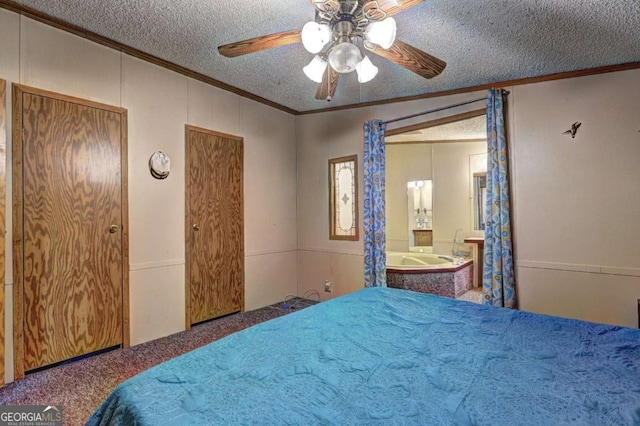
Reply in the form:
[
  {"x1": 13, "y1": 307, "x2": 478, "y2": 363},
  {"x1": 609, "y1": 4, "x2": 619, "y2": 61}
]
[
  {"x1": 12, "y1": 0, "x2": 640, "y2": 113},
  {"x1": 385, "y1": 115, "x2": 486, "y2": 142}
]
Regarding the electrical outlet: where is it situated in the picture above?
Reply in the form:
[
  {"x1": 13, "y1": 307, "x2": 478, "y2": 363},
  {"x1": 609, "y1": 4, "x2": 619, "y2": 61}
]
[{"x1": 324, "y1": 280, "x2": 332, "y2": 292}]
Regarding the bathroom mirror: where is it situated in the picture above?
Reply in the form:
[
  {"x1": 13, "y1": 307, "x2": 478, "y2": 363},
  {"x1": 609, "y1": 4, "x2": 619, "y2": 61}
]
[
  {"x1": 469, "y1": 152, "x2": 488, "y2": 231},
  {"x1": 473, "y1": 173, "x2": 487, "y2": 231},
  {"x1": 385, "y1": 109, "x2": 487, "y2": 254},
  {"x1": 407, "y1": 180, "x2": 433, "y2": 248}
]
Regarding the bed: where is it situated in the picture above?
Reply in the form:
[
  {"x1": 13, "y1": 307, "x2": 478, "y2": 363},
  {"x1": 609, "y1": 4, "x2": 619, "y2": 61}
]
[{"x1": 87, "y1": 287, "x2": 640, "y2": 425}]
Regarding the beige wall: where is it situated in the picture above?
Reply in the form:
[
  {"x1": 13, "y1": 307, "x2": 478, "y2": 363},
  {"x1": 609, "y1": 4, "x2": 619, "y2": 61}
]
[
  {"x1": 386, "y1": 143, "x2": 433, "y2": 252},
  {"x1": 296, "y1": 109, "x2": 368, "y2": 300},
  {"x1": 0, "y1": 10, "x2": 298, "y2": 383},
  {"x1": 386, "y1": 141, "x2": 487, "y2": 254},
  {"x1": 511, "y1": 69, "x2": 640, "y2": 327},
  {"x1": 297, "y1": 71, "x2": 640, "y2": 328},
  {"x1": 432, "y1": 142, "x2": 486, "y2": 254},
  {"x1": 296, "y1": 92, "x2": 487, "y2": 298}
]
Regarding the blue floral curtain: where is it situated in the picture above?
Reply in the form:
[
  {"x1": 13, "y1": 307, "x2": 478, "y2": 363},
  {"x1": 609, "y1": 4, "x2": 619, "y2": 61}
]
[
  {"x1": 363, "y1": 120, "x2": 386, "y2": 287},
  {"x1": 483, "y1": 89, "x2": 516, "y2": 308}
]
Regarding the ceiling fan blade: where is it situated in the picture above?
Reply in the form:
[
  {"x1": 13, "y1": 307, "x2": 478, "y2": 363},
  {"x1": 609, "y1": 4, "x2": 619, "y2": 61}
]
[
  {"x1": 379, "y1": 0, "x2": 424, "y2": 16},
  {"x1": 218, "y1": 30, "x2": 301, "y2": 57},
  {"x1": 371, "y1": 39, "x2": 446, "y2": 79},
  {"x1": 315, "y1": 66, "x2": 340, "y2": 101}
]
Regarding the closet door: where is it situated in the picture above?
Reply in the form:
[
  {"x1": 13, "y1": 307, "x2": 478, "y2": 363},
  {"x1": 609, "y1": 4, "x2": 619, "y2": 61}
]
[
  {"x1": 14, "y1": 85, "x2": 128, "y2": 377},
  {"x1": 185, "y1": 125, "x2": 244, "y2": 327}
]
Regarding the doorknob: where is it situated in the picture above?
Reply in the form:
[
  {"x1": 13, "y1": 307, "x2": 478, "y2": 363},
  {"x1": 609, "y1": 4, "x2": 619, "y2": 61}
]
[
  {"x1": 109, "y1": 225, "x2": 119, "y2": 233},
  {"x1": 192, "y1": 224, "x2": 200, "y2": 231}
]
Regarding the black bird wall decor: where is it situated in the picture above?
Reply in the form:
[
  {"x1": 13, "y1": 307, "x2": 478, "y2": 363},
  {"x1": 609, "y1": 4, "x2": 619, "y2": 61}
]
[{"x1": 562, "y1": 122, "x2": 581, "y2": 139}]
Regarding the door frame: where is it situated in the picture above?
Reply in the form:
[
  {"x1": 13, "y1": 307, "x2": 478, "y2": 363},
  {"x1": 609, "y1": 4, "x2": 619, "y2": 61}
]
[
  {"x1": 184, "y1": 125, "x2": 244, "y2": 330},
  {"x1": 0, "y1": 79, "x2": 6, "y2": 386},
  {"x1": 12, "y1": 84, "x2": 129, "y2": 380}
]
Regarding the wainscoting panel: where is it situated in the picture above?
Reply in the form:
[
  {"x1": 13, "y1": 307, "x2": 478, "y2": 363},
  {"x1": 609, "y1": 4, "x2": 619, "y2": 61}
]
[
  {"x1": 245, "y1": 251, "x2": 297, "y2": 312},
  {"x1": 297, "y1": 250, "x2": 364, "y2": 300},
  {"x1": 517, "y1": 266, "x2": 640, "y2": 328},
  {"x1": 130, "y1": 265, "x2": 185, "y2": 346}
]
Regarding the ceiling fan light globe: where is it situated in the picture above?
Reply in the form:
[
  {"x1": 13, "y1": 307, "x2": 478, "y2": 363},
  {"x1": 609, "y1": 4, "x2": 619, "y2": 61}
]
[
  {"x1": 303, "y1": 55, "x2": 328, "y2": 83},
  {"x1": 356, "y1": 56, "x2": 378, "y2": 83},
  {"x1": 328, "y1": 42, "x2": 362, "y2": 74},
  {"x1": 301, "y1": 22, "x2": 332, "y2": 54},
  {"x1": 365, "y1": 17, "x2": 397, "y2": 49}
]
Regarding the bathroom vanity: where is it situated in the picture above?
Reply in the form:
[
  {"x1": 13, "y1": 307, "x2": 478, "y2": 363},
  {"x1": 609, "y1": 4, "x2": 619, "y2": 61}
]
[
  {"x1": 412, "y1": 229, "x2": 433, "y2": 246},
  {"x1": 464, "y1": 237, "x2": 484, "y2": 288}
]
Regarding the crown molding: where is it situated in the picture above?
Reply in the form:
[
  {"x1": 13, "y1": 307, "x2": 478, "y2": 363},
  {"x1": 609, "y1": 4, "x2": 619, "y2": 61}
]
[
  {"x1": 298, "y1": 61, "x2": 640, "y2": 115},
  {"x1": 0, "y1": 0, "x2": 298, "y2": 115}
]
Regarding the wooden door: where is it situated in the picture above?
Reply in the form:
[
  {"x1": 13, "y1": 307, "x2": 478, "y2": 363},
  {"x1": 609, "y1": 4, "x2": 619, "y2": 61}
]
[
  {"x1": 185, "y1": 125, "x2": 243, "y2": 327},
  {"x1": 13, "y1": 85, "x2": 129, "y2": 378},
  {"x1": 0, "y1": 80, "x2": 6, "y2": 386}
]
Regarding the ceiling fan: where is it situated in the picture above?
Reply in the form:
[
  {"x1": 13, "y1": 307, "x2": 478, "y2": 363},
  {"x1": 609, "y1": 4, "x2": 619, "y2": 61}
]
[{"x1": 218, "y1": 0, "x2": 446, "y2": 101}]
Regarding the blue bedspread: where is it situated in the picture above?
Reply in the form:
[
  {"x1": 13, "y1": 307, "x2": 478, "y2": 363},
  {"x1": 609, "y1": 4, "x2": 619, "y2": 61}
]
[{"x1": 87, "y1": 288, "x2": 640, "y2": 425}]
